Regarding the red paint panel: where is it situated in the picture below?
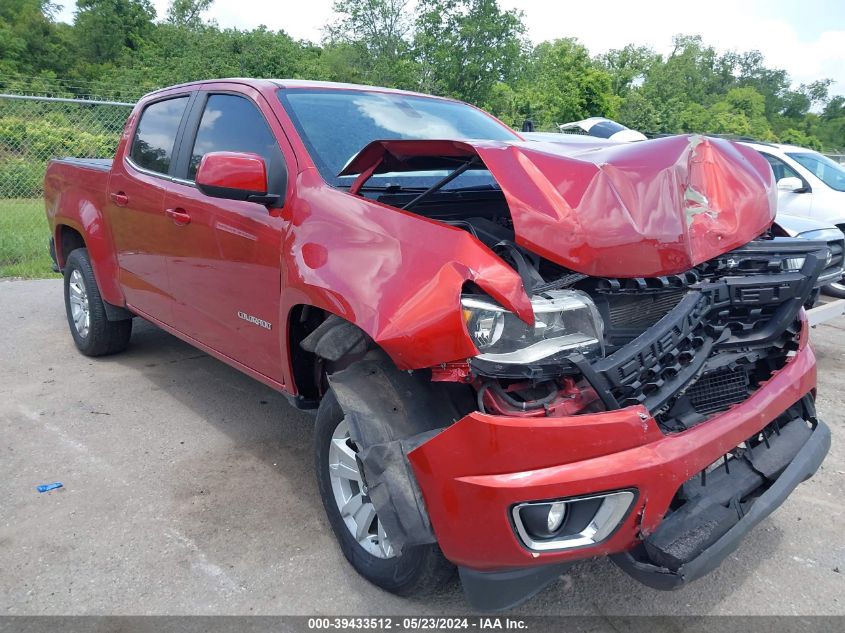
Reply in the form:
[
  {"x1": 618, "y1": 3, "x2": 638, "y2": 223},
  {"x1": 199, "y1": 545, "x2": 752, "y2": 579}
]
[
  {"x1": 409, "y1": 319, "x2": 816, "y2": 570},
  {"x1": 342, "y1": 136, "x2": 776, "y2": 278},
  {"x1": 44, "y1": 162, "x2": 125, "y2": 306},
  {"x1": 277, "y1": 170, "x2": 534, "y2": 375},
  {"x1": 196, "y1": 151, "x2": 268, "y2": 194}
]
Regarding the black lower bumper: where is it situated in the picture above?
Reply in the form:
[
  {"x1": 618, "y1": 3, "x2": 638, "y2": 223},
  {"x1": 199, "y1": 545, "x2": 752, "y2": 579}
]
[
  {"x1": 458, "y1": 563, "x2": 572, "y2": 612},
  {"x1": 612, "y1": 418, "x2": 830, "y2": 590}
]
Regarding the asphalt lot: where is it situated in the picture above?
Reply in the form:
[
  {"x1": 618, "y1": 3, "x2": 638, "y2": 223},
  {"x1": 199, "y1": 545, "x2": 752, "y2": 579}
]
[{"x1": 1, "y1": 278, "x2": 843, "y2": 616}]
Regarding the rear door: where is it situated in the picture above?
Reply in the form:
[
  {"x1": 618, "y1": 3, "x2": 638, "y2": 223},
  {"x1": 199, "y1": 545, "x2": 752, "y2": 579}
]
[
  {"x1": 162, "y1": 87, "x2": 291, "y2": 381},
  {"x1": 106, "y1": 94, "x2": 193, "y2": 322}
]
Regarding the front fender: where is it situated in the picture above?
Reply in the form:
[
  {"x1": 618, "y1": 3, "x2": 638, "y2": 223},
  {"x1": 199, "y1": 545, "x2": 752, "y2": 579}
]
[{"x1": 280, "y1": 172, "x2": 531, "y2": 371}]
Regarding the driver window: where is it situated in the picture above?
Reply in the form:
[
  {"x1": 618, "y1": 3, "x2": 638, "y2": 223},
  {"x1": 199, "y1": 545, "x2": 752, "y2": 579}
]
[
  {"x1": 189, "y1": 94, "x2": 284, "y2": 193},
  {"x1": 761, "y1": 153, "x2": 800, "y2": 182}
]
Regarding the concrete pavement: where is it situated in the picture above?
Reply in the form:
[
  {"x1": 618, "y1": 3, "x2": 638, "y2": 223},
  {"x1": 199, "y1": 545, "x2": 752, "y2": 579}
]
[{"x1": 1, "y1": 279, "x2": 843, "y2": 615}]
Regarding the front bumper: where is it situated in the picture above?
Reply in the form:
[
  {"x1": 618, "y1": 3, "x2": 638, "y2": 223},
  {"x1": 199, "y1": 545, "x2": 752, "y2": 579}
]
[{"x1": 408, "y1": 324, "x2": 822, "y2": 574}]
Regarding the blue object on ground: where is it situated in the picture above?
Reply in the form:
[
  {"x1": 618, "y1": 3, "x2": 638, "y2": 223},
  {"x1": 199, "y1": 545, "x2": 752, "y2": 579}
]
[{"x1": 37, "y1": 482, "x2": 63, "y2": 493}]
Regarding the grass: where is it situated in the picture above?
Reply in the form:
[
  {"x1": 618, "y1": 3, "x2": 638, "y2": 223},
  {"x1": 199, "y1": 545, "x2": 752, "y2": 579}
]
[{"x1": 0, "y1": 198, "x2": 60, "y2": 279}]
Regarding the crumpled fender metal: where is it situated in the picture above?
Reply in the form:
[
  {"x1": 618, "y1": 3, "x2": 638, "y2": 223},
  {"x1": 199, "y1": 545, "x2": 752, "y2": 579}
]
[
  {"x1": 341, "y1": 135, "x2": 776, "y2": 278},
  {"x1": 280, "y1": 171, "x2": 533, "y2": 374},
  {"x1": 327, "y1": 353, "x2": 467, "y2": 553}
]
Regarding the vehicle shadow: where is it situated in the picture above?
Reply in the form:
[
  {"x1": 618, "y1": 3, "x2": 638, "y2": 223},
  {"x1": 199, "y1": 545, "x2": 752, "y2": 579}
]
[{"x1": 114, "y1": 319, "x2": 784, "y2": 617}]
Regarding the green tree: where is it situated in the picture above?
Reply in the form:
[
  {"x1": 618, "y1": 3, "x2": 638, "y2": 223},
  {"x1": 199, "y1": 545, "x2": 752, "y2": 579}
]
[
  {"x1": 414, "y1": 0, "x2": 526, "y2": 105},
  {"x1": 599, "y1": 44, "x2": 658, "y2": 97},
  {"x1": 779, "y1": 128, "x2": 823, "y2": 150},
  {"x1": 0, "y1": 1, "x2": 73, "y2": 79},
  {"x1": 324, "y1": 0, "x2": 417, "y2": 88},
  {"x1": 517, "y1": 39, "x2": 615, "y2": 128},
  {"x1": 74, "y1": 0, "x2": 157, "y2": 70},
  {"x1": 166, "y1": 0, "x2": 214, "y2": 29},
  {"x1": 617, "y1": 89, "x2": 662, "y2": 133}
]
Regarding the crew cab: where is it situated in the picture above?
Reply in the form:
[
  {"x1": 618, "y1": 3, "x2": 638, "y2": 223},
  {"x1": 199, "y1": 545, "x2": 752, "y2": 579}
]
[{"x1": 44, "y1": 79, "x2": 831, "y2": 610}]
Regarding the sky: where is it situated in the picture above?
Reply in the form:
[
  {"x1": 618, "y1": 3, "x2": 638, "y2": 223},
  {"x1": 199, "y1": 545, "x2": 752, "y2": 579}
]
[{"x1": 55, "y1": 0, "x2": 845, "y2": 97}]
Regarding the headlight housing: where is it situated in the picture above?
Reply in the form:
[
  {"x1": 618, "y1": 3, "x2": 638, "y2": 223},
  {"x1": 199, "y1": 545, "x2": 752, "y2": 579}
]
[{"x1": 461, "y1": 289, "x2": 604, "y2": 364}]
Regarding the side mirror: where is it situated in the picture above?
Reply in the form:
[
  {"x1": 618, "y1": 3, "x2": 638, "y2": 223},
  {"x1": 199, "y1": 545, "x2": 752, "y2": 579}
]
[
  {"x1": 777, "y1": 176, "x2": 805, "y2": 193},
  {"x1": 196, "y1": 151, "x2": 278, "y2": 205}
]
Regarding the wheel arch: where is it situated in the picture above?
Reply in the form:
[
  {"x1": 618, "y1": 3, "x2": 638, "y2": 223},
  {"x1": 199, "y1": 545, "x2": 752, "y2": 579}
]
[
  {"x1": 55, "y1": 223, "x2": 85, "y2": 268},
  {"x1": 52, "y1": 216, "x2": 124, "y2": 307},
  {"x1": 53, "y1": 220, "x2": 125, "y2": 310}
]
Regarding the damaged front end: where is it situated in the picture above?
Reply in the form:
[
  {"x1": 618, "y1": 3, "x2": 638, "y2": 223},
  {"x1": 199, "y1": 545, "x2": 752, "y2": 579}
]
[{"x1": 323, "y1": 134, "x2": 831, "y2": 610}]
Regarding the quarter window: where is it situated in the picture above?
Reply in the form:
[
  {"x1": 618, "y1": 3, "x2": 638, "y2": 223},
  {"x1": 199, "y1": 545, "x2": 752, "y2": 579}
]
[
  {"x1": 130, "y1": 97, "x2": 189, "y2": 175},
  {"x1": 188, "y1": 94, "x2": 281, "y2": 181}
]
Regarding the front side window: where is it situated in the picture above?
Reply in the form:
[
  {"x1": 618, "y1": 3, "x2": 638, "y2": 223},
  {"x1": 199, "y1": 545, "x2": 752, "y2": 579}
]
[
  {"x1": 130, "y1": 97, "x2": 189, "y2": 175},
  {"x1": 760, "y1": 152, "x2": 801, "y2": 182},
  {"x1": 786, "y1": 152, "x2": 845, "y2": 192},
  {"x1": 278, "y1": 89, "x2": 519, "y2": 189},
  {"x1": 188, "y1": 94, "x2": 281, "y2": 181}
]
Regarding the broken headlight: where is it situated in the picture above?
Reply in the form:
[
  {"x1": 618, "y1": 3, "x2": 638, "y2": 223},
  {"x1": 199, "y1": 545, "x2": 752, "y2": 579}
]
[{"x1": 461, "y1": 289, "x2": 604, "y2": 364}]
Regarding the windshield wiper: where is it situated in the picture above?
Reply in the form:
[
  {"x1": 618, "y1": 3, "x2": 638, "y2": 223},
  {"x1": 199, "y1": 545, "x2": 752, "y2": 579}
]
[
  {"x1": 338, "y1": 184, "x2": 427, "y2": 194},
  {"x1": 402, "y1": 157, "x2": 480, "y2": 211}
]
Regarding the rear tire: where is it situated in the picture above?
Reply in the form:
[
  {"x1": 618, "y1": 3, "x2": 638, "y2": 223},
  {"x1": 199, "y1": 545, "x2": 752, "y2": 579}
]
[
  {"x1": 314, "y1": 388, "x2": 454, "y2": 596},
  {"x1": 63, "y1": 248, "x2": 132, "y2": 357}
]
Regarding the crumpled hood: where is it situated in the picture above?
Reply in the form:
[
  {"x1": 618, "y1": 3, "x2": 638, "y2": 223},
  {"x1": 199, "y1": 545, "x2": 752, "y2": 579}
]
[{"x1": 341, "y1": 135, "x2": 777, "y2": 278}]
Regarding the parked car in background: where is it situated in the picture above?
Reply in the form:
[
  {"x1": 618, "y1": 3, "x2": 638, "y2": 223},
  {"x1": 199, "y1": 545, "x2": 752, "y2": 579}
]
[
  {"x1": 739, "y1": 142, "x2": 845, "y2": 292},
  {"x1": 739, "y1": 142, "x2": 845, "y2": 298},
  {"x1": 771, "y1": 214, "x2": 845, "y2": 302},
  {"x1": 44, "y1": 80, "x2": 831, "y2": 610},
  {"x1": 558, "y1": 117, "x2": 648, "y2": 142}
]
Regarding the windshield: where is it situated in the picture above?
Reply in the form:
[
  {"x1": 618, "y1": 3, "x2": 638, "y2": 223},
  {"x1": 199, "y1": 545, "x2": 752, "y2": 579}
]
[
  {"x1": 278, "y1": 89, "x2": 519, "y2": 189},
  {"x1": 786, "y1": 152, "x2": 845, "y2": 192}
]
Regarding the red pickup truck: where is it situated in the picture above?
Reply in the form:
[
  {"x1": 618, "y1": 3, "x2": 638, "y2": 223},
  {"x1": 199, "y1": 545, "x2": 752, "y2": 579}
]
[{"x1": 44, "y1": 79, "x2": 831, "y2": 610}]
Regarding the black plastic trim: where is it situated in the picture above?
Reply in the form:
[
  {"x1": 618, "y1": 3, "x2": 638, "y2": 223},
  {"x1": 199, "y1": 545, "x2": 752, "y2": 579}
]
[
  {"x1": 48, "y1": 238, "x2": 59, "y2": 272},
  {"x1": 458, "y1": 563, "x2": 572, "y2": 612},
  {"x1": 611, "y1": 418, "x2": 830, "y2": 589}
]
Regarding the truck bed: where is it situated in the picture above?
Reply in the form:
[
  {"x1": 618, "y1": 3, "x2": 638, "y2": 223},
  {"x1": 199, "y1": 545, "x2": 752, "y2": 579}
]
[{"x1": 52, "y1": 157, "x2": 113, "y2": 171}]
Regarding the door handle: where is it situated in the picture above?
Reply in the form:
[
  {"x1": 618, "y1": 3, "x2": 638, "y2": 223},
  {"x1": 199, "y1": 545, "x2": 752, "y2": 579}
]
[
  {"x1": 165, "y1": 207, "x2": 191, "y2": 226},
  {"x1": 109, "y1": 191, "x2": 129, "y2": 207}
]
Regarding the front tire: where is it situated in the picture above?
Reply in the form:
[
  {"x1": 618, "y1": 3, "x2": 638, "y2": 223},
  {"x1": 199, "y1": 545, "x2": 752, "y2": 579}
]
[
  {"x1": 314, "y1": 388, "x2": 454, "y2": 596},
  {"x1": 63, "y1": 248, "x2": 132, "y2": 356},
  {"x1": 823, "y1": 279, "x2": 845, "y2": 299}
]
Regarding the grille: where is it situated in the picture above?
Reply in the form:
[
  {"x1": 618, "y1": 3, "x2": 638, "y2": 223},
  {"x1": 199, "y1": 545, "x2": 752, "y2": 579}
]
[
  {"x1": 607, "y1": 289, "x2": 687, "y2": 329},
  {"x1": 685, "y1": 368, "x2": 750, "y2": 415},
  {"x1": 823, "y1": 238, "x2": 844, "y2": 279}
]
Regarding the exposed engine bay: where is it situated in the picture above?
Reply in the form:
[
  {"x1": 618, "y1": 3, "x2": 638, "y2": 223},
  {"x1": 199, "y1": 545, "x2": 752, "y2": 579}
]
[
  {"x1": 373, "y1": 185, "x2": 828, "y2": 435},
  {"x1": 322, "y1": 135, "x2": 828, "y2": 560}
]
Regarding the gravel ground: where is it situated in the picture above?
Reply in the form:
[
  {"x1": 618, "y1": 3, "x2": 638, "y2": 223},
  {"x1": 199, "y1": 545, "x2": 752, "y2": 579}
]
[{"x1": 1, "y1": 279, "x2": 843, "y2": 616}]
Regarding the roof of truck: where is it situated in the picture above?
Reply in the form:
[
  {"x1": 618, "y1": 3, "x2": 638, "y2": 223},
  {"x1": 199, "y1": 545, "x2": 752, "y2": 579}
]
[{"x1": 143, "y1": 78, "x2": 451, "y2": 102}]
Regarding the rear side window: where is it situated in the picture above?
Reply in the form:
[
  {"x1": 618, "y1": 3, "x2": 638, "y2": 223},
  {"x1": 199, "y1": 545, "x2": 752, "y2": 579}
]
[
  {"x1": 188, "y1": 94, "x2": 281, "y2": 181},
  {"x1": 129, "y1": 97, "x2": 189, "y2": 175}
]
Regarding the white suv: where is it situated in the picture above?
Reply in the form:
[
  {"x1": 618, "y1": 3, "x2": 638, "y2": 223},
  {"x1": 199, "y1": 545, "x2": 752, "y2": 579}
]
[{"x1": 741, "y1": 141, "x2": 845, "y2": 297}]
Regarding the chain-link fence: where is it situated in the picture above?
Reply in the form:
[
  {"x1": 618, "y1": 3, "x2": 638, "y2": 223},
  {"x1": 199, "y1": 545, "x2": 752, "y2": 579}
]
[{"x1": 0, "y1": 93, "x2": 134, "y2": 278}]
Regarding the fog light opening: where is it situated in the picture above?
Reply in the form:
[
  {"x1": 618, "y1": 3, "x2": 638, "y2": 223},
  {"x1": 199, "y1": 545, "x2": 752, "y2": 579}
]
[{"x1": 512, "y1": 490, "x2": 635, "y2": 552}]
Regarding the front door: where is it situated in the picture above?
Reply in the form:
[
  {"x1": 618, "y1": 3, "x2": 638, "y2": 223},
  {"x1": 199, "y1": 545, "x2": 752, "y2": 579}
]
[
  {"x1": 163, "y1": 90, "x2": 289, "y2": 382},
  {"x1": 106, "y1": 95, "x2": 192, "y2": 323},
  {"x1": 759, "y1": 152, "x2": 813, "y2": 217}
]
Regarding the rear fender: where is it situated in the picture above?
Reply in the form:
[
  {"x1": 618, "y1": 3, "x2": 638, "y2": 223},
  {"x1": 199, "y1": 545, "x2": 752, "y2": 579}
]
[{"x1": 53, "y1": 212, "x2": 123, "y2": 307}]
